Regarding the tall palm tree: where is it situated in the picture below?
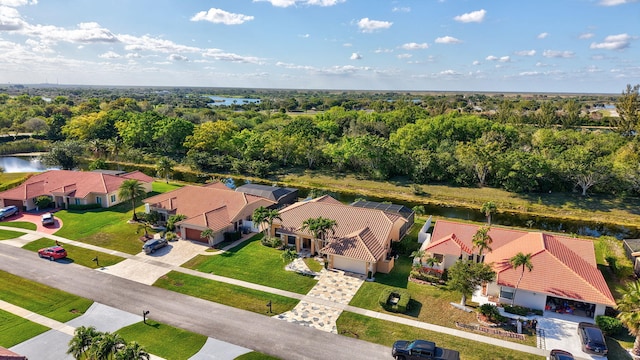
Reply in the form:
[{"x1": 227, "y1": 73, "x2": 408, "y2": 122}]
[
  {"x1": 617, "y1": 280, "x2": 640, "y2": 357},
  {"x1": 118, "y1": 179, "x2": 146, "y2": 221},
  {"x1": 252, "y1": 206, "x2": 270, "y2": 238},
  {"x1": 200, "y1": 228, "x2": 215, "y2": 246},
  {"x1": 509, "y1": 252, "x2": 533, "y2": 305},
  {"x1": 115, "y1": 342, "x2": 150, "y2": 360},
  {"x1": 302, "y1": 217, "x2": 337, "y2": 255},
  {"x1": 67, "y1": 325, "x2": 101, "y2": 359},
  {"x1": 90, "y1": 332, "x2": 125, "y2": 360},
  {"x1": 155, "y1": 157, "x2": 174, "y2": 184},
  {"x1": 472, "y1": 226, "x2": 493, "y2": 262},
  {"x1": 481, "y1": 201, "x2": 497, "y2": 225},
  {"x1": 264, "y1": 208, "x2": 282, "y2": 239},
  {"x1": 410, "y1": 249, "x2": 425, "y2": 265},
  {"x1": 424, "y1": 256, "x2": 441, "y2": 268}
]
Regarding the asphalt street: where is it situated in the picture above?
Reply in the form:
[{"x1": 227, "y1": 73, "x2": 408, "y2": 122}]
[{"x1": 0, "y1": 243, "x2": 390, "y2": 360}]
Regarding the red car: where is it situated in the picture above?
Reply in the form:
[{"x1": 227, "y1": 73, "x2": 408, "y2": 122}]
[{"x1": 38, "y1": 246, "x2": 67, "y2": 260}]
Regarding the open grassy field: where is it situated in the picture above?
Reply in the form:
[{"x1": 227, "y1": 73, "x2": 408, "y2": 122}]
[
  {"x1": 116, "y1": 320, "x2": 207, "y2": 360},
  {"x1": 0, "y1": 309, "x2": 49, "y2": 348},
  {"x1": 0, "y1": 270, "x2": 93, "y2": 322},
  {"x1": 22, "y1": 238, "x2": 126, "y2": 268},
  {"x1": 182, "y1": 234, "x2": 317, "y2": 294}
]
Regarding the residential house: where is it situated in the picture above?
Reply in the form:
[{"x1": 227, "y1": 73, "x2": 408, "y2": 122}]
[
  {"x1": 235, "y1": 183, "x2": 298, "y2": 208},
  {"x1": 423, "y1": 220, "x2": 615, "y2": 318},
  {"x1": 0, "y1": 170, "x2": 153, "y2": 211},
  {"x1": 272, "y1": 195, "x2": 408, "y2": 275},
  {"x1": 350, "y1": 200, "x2": 415, "y2": 239},
  {"x1": 622, "y1": 238, "x2": 640, "y2": 276},
  {"x1": 0, "y1": 346, "x2": 27, "y2": 360},
  {"x1": 143, "y1": 183, "x2": 275, "y2": 246}
]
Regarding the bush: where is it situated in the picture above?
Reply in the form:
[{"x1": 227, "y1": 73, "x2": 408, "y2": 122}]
[
  {"x1": 260, "y1": 236, "x2": 282, "y2": 248},
  {"x1": 34, "y1": 195, "x2": 53, "y2": 209},
  {"x1": 68, "y1": 204, "x2": 102, "y2": 210},
  {"x1": 595, "y1": 315, "x2": 624, "y2": 336},
  {"x1": 165, "y1": 232, "x2": 178, "y2": 242},
  {"x1": 503, "y1": 305, "x2": 542, "y2": 316},
  {"x1": 378, "y1": 288, "x2": 411, "y2": 313},
  {"x1": 409, "y1": 270, "x2": 440, "y2": 284},
  {"x1": 479, "y1": 303, "x2": 500, "y2": 318}
]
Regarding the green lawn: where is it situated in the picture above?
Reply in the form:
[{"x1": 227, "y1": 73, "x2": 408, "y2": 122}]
[
  {"x1": 336, "y1": 312, "x2": 543, "y2": 360},
  {"x1": 22, "y1": 238, "x2": 126, "y2": 268},
  {"x1": 182, "y1": 234, "x2": 317, "y2": 294},
  {"x1": 0, "y1": 270, "x2": 93, "y2": 322},
  {"x1": 0, "y1": 221, "x2": 37, "y2": 230},
  {"x1": 235, "y1": 352, "x2": 280, "y2": 360},
  {"x1": 0, "y1": 228, "x2": 25, "y2": 240},
  {"x1": 116, "y1": 320, "x2": 206, "y2": 360},
  {"x1": 153, "y1": 271, "x2": 299, "y2": 315},
  {"x1": 152, "y1": 181, "x2": 183, "y2": 193},
  {"x1": 0, "y1": 309, "x2": 50, "y2": 348}
]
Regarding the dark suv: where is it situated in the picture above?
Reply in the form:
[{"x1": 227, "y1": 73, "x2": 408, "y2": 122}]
[{"x1": 578, "y1": 322, "x2": 608, "y2": 356}]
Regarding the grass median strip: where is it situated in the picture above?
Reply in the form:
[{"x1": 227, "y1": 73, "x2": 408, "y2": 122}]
[
  {"x1": 154, "y1": 271, "x2": 299, "y2": 315},
  {"x1": 116, "y1": 320, "x2": 206, "y2": 360},
  {"x1": 0, "y1": 270, "x2": 93, "y2": 322},
  {"x1": 182, "y1": 234, "x2": 317, "y2": 294},
  {"x1": 235, "y1": 352, "x2": 281, "y2": 360},
  {"x1": 0, "y1": 309, "x2": 49, "y2": 348},
  {"x1": 22, "y1": 238, "x2": 126, "y2": 268},
  {"x1": 0, "y1": 221, "x2": 36, "y2": 231},
  {"x1": 0, "y1": 228, "x2": 26, "y2": 240},
  {"x1": 336, "y1": 311, "x2": 543, "y2": 360}
]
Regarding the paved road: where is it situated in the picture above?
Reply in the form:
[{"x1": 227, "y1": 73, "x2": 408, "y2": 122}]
[{"x1": 0, "y1": 244, "x2": 389, "y2": 360}]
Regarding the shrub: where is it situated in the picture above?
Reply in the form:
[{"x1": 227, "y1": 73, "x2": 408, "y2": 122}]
[
  {"x1": 34, "y1": 195, "x2": 53, "y2": 209},
  {"x1": 165, "y1": 232, "x2": 178, "y2": 242},
  {"x1": 409, "y1": 270, "x2": 440, "y2": 284},
  {"x1": 595, "y1": 315, "x2": 624, "y2": 336},
  {"x1": 68, "y1": 204, "x2": 102, "y2": 210},
  {"x1": 479, "y1": 303, "x2": 500, "y2": 319},
  {"x1": 378, "y1": 288, "x2": 411, "y2": 313},
  {"x1": 503, "y1": 305, "x2": 542, "y2": 316}
]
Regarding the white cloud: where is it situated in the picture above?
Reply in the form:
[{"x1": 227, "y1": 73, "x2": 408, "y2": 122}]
[
  {"x1": 397, "y1": 53, "x2": 412, "y2": 59},
  {"x1": 23, "y1": 22, "x2": 119, "y2": 44},
  {"x1": 392, "y1": 7, "x2": 410, "y2": 12},
  {"x1": 486, "y1": 55, "x2": 510, "y2": 62},
  {"x1": 400, "y1": 42, "x2": 428, "y2": 50},
  {"x1": 119, "y1": 34, "x2": 199, "y2": 53},
  {"x1": 357, "y1": 18, "x2": 392, "y2": 33},
  {"x1": 435, "y1": 36, "x2": 461, "y2": 44},
  {"x1": 253, "y1": 0, "x2": 345, "y2": 7},
  {"x1": 537, "y1": 32, "x2": 549, "y2": 39},
  {"x1": 25, "y1": 38, "x2": 53, "y2": 53},
  {"x1": 202, "y1": 49, "x2": 263, "y2": 64},
  {"x1": 125, "y1": 53, "x2": 141, "y2": 59},
  {"x1": 191, "y1": 8, "x2": 254, "y2": 25},
  {"x1": 99, "y1": 51, "x2": 121, "y2": 59},
  {"x1": 598, "y1": 0, "x2": 637, "y2": 5},
  {"x1": 590, "y1": 33, "x2": 633, "y2": 50},
  {"x1": 579, "y1": 33, "x2": 594, "y2": 40},
  {"x1": 0, "y1": 5, "x2": 26, "y2": 30},
  {"x1": 440, "y1": 69, "x2": 461, "y2": 76},
  {"x1": 374, "y1": 48, "x2": 393, "y2": 53},
  {"x1": 486, "y1": 55, "x2": 498, "y2": 61},
  {"x1": 543, "y1": 49, "x2": 575, "y2": 58},
  {"x1": 515, "y1": 50, "x2": 536, "y2": 56},
  {"x1": 472, "y1": 60, "x2": 480, "y2": 65},
  {"x1": 453, "y1": 9, "x2": 486, "y2": 23},
  {"x1": 0, "y1": 0, "x2": 37, "y2": 6},
  {"x1": 343, "y1": 43, "x2": 352, "y2": 47},
  {"x1": 169, "y1": 54, "x2": 188, "y2": 61},
  {"x1": 350, "y1": 52, "x2": 361, "y2": 60},
  {"x1": 300, "y1": 34, "x2": 310, "y2": 38},
  {"x1": 519, "y1": 71, "x2": 540, "y2": 76},
  {"x1": 499, "y1": 56, "x2": 510, "y2": 62}
]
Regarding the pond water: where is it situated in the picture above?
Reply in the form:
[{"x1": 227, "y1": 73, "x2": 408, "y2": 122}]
[
  {"x1": 0, "y1": 156, "x2": 56, "y2": 173},
  {"x1": 205, "y1": 96, "x2": 261, "y2": 107},
  {"x1": 228, "y1": 178, "x2": 640, "y2": 239}
]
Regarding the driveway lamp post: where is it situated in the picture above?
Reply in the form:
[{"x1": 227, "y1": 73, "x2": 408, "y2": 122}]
[
  {"x1": 92, "y1": 256, "x2": 99, "y2": 267},
  {"x1": 143, "y1": 310, "x2": 150, "y2": 324},
  {"x1": 266, "y1": 300, "x2": 272, "y2": 314}
]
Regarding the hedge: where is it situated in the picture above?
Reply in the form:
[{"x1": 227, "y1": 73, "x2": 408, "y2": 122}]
[
  {"x1": 595, "y1": 315, "x2": 624, "y2": 336},
  {"x1": 378, "y1": 288, "x2": 411, "y2": 313}
]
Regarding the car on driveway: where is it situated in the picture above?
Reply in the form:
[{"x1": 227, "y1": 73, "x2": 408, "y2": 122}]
[
  {"x1": 0, "y1": 205, "x2": 18, "y2": 220},
  {"x1": 578, "y1": 322, "x2": 608, "y2": 356},
  {"x1": 38, "y1": 246, "x2": 67, "y2": 260},
  {"x1": 41, "y1": 212, "x2": 55, "y2": 226},
  {"x1": 142, "y1": 238, "x2": 168, "y2": 254},
  {"x1": 549, "y1": 349, "x2": 574, "y2": 360}
]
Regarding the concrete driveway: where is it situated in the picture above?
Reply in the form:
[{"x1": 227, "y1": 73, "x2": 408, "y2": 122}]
[
  {"x1": 7, "y1": 211, "x2": 62, "y2": 234},
  {"x1": 538, "y1": 312, "x2": 607, "y2": 360}
]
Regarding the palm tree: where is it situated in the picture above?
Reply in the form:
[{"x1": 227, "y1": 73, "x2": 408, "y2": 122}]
[
  {"x1": 281, "y1": 247, "x2": 298, "y2": 263},
  {"x1": 115, "y1": 342, "x2": 150, "y2": 360},
  {"x1": 67, "y1": 325, "x2": 101, "y2": 359},
  {"x1": 509, "y1": 252, "x2": 533, "y2": 305},
  {"x1": 264, "y1": 208, "x2": 282, "y2": 239},
  {"x1": 89, "y1": 331, "x2": 125, "y2": 360},
  {"x1": 302, "y1": 217, "x2": 337, "y2": 255},
  {"x1": 155, "y1": 157, "x2": 174, "y2": 184},
  {"x1": 410, "y1": 249, "x2": 425, "y2": 265},
  {"x1": 424, "y1": 256, "x2": 441, "y2": 268},
  {"x1": 472, "y1": 226, "x2": 493, "y2": 262},
  {"x1": 617, "y1": 280, "x2": 640, "y2": 357},
  {"x1": 200, "y1": 228, "x2": 215, "y2": 246},
  {"x1": 481, "y1": 201, "x2": 497, "y2": 225},
  {"x1": 252, "y1": 206, "x2": 270, "y2": 238},
  {"x1": 118, "y1": 179, "x2": 146, "y2": 221}
]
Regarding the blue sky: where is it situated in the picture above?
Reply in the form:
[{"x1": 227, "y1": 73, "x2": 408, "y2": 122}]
[{"x1": 0, "y1": 0, "x2": 638, "y2": 93}]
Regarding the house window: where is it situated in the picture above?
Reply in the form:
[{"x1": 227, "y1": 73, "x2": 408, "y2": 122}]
[
  {"x1": 96, "y1": 197, "x2": 102, "y2": 205},
  {"x1": 288, "y1": 236, "x2": 296, "y2": 246},
  {"x1": 75, "y1": 198, "x2": 80, "y2": 205},
  {"x1": 111, "y1": 195, "x2": 116, "y2": 203},
  {"x1": 500, "y1": 287, "x2": 514, "y2": 300},
  {"x1": 468, "y1": 254, "x2": 474, "y2": 261}
]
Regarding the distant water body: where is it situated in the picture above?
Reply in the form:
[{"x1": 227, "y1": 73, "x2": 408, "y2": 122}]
[
  {"x1": 206, "y1": 96, "x2": 261, "y2": 106},
  {"x1": 0, "y1": 156, "x2": 57, "y2": 173}
]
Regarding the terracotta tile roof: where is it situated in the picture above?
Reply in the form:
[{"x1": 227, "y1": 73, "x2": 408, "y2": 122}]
[
  {"x1": 277, "y1": 196, "x2": 400, "y2": 261},
  {"x1": 0, "y1": 346, "x2": 27, "y2": 359},
  {"x1": 431, "y1": 220, "x2": 616, "y2": 306},
  {"x1": 204, "y1": 181, "x2": 232, "y2": 190},
  {"x1": 424, "y1": 233, "x2": 473, "y2": 256},
  {"x1": 144, "y1": 185, "x2": 275, "y2": 230},
  {"x1": 120, "y1": 170, "x2": 154, "y2": 183},
  {"x1": 0, "y1": 170, "x2": 152, "y2": 201}
]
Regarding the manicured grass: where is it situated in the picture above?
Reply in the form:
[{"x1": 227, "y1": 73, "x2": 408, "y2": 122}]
[
  {"x1": 22, "y1": 238, "x2": 125, "y2": 268},
  {"x1": 0, "y1": 228, "x2": 25, "y2": 240},
  {"x1": 235, "y1": 352, "x2": 281, "y2": 360},
  {"x1": 153, "y1": 271, "x2": 299, "y2": 315},
  {"x1": 0, "y1": 309, "x2": 49, "y2": 348},
  {"x1": 0, "y1": 270, "x2": 93, "y2": 322},
  {"x1": 182, "y1": 234, "x2": 317, "y2": 294},
  {"x1": 336, "y1": 311, "x2": 543, "y2": 360},
  {"x1": 116, "y1": 320, "x2": 206, "y2": 360},
  {"x1": 0, "y1": 221, "x2": 37, "y2": 230},
  {"x1": 152, "y1": 181, "x2": 183, "y2": 193},
  {"x1": 303, "y1": 257, "x2": 323, "y2": 272}
]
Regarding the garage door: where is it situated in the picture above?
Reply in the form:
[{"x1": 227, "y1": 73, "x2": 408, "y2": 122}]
[
  {"x1": 185, "y1": 228, "x2": 207, "y2": 243},
  {"x1": 333, "y1": 256, "x2": 366, "y2": 274}
]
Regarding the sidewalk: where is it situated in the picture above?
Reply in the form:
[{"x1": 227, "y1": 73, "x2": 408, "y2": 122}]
[{"x1": 0, "y1": 226, "x2": 549, "y2": 358}]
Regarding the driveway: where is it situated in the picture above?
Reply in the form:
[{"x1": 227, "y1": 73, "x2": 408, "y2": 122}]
[
  {"x1": 7, "y1": 211, "x2": 62, "y2": 235},
  {"x1": 538, "y1": 312, "x2": 607, "y2": 360}
]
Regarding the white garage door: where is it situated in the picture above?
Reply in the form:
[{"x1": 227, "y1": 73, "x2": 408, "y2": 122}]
[{"x1": 333, "y1": 256, "x2": 366, "y2": 274}]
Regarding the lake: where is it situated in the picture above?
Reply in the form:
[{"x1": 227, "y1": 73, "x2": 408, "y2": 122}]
[
  {"x1": 0, "y1": 156, "x2": 56, "y2": 173},
  {"x1": 205, "y1": 96, "x2": 261, "y2": 107}
]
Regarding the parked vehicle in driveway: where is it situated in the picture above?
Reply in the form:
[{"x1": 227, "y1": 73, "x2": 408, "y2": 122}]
[
  {"x1": 41, "y1": 212, "x2": 55, "y2": 225},
  {"x1": 578, "y1": 322, "x2": 608, "y2": 356},
  {"x1": 38, "y1": 246, "x2": 67, "y2": 260},
  {"x1": 142, "y1": 237, "x2": 168, "y2": 254},
  {"x1": 0, "y1": 205, "x2": 18, "y2": 220},
  {"x1": 392, "y1": 340, "x2": 460, "y2": 360},
  {"x1": 549, "y1": 349, "x2": 574, "y2": 360}
]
